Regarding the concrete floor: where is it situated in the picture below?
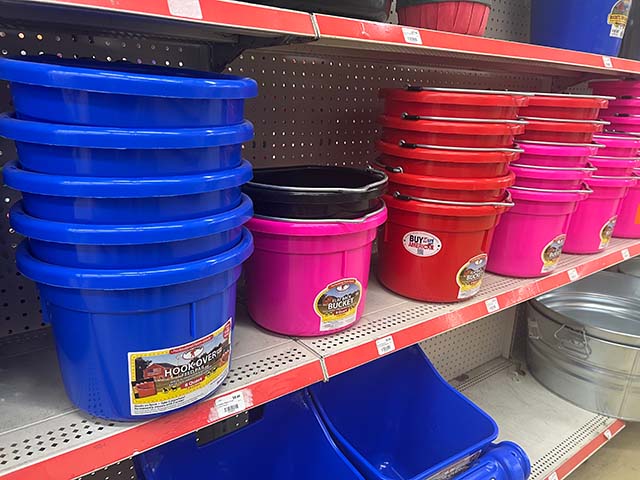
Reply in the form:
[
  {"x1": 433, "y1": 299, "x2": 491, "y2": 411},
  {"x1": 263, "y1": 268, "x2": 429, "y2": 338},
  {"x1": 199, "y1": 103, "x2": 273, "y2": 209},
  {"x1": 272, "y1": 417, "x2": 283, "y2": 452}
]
[{"x1": 571, "y1": 422, "x2": 640, "y2": 480}]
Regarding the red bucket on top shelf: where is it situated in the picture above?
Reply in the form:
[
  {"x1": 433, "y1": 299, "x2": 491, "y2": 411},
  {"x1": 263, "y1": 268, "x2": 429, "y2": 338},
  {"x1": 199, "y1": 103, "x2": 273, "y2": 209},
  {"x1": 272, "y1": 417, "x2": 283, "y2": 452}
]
[
  {"x1": 518, "y1": 118, "x2": 605, "y2": 144},
  {"x1": 593, "y1": 134, "x2": 640, "y2": 157},
  {"x1": 397, "y1": 0, "x2": 492, "y2": 36},
  {"x1": 379, "y1": 115, "x2": 526, "y2": 148},
  {"x1": 520, "y1": 93, "x2": 612, "y2": 120},
  {"x1": 375, "y1": 141, "x2": 520, "y2": 178},
  {"x1": 380, "y1": 87, "x2": 529, "y2": 120}
]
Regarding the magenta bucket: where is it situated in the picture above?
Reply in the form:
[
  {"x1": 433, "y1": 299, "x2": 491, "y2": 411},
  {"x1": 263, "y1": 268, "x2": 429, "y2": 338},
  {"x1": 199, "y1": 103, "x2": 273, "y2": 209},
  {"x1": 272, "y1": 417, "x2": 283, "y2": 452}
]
[
  {"x1": 564, "y1": 176, "x2": 638, "y2": 254},
  {"x1": 511, "y1": 163, "x2": 595, "y2": 190},
  {"x1": 614, "y1": 173, "x2": 640, "y2": 238},
  {"x1": 517, "y1": 142, "x2": 600, "y2": 168},
  {"x1": 593, "y1": 134, "x2": 640, "y2": 157},
  {"x1": 605, "y1": 99, "x2": 640, "y2": 117},
  {"x1": 487, "y1": 186, "x2": 590, "y2": 278},
  {"x1": 245, "y1": 206, "x2": 387, "y2": 336},
  {"x1": 589, "y1": 156, "x2": 640, "y2": 176},
  {"x1": 601, "y1": 116, "x2": 640, "y2": 134}
]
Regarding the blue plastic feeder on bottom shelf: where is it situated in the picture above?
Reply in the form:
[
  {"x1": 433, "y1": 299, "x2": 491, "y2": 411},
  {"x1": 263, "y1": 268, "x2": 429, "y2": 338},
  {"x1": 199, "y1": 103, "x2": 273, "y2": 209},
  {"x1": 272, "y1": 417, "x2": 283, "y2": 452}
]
[
  {"x1": 0, "y1": 56, "x2": 258, "y2": 128},
  {"x1": 10, "y1": 195, "x2": 252, "y2": 268},
  {"x1": 15, "y1": 229, "x2": 253, "y2": 421},
  {"x1": 134, "y1": 389, "x2": 366, "y2": 480},
  {"x1": 0, "y1": 113, "x2": 254, "y2": 177},
  {"x1": 3, "y1": 160, "x2": 253, "y2": 224}
]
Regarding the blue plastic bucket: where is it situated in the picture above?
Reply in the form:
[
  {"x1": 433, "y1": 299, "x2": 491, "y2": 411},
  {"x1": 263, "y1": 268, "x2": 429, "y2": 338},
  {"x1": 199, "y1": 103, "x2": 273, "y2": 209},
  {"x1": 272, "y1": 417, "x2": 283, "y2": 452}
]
[
  {"x1": 16, "y1": 229, "x2": 253, "y2": 421},
  {"x1": 309, "y1": 346, "x2": 498, "y2": 480},
  {"x1": 134, "y1": 390, "x2": 365, "y2": 480},
  {"x1": 531, "y1": 0, "x2": 632, "y2": 56},
  {"x1": 4, "y1": 160, "x2": 253, "y2": 223},
  {"x1": 0, "y1": 56, "x2": 258, "y2": 128},
  {"x1": 0, "y1": 113, "x2": 253, "y2": 177},
  {"x1": 10, "y1": 195, "x2": 252, "y2": 268}
]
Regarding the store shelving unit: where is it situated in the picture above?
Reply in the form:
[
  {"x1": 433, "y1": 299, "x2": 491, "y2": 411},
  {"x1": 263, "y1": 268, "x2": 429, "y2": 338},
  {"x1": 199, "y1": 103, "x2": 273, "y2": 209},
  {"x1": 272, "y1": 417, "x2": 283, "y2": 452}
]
[{"x1": 1, "y1": 1, "x2": 639, "y2": 479}]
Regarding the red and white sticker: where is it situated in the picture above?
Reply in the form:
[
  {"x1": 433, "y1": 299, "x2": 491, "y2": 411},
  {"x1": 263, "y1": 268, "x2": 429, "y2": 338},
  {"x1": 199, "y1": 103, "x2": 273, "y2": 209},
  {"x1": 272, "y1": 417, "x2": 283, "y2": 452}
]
[
  {"x1": 403, "y1": 231, "x2": 442, "y2": 257},
  {"x1": 485, "y1": 297, "x2": 500, "y2": 314},
  {"x1": 602, "y1": 55, "x2": 614, "y2": 68},
  {"x1": 568, "y1": 268, "x2": 579, "y2": 282},
  {"x1": 376, "y1": 336, "x2": 396, "y2": 356}
]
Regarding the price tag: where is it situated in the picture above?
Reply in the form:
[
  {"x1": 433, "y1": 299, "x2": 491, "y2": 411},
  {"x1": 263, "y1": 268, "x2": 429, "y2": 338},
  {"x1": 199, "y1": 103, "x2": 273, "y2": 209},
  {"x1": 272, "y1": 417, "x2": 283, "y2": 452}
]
[
  {"x1": 602, "y1": 56, "x2": 613, "y2": 68},
  {"x1": 604, "y1": 429, "x2": 613, "y2": 440},
  {"x1": 549, "y1": 472, "x2": 559, "y2": 480},
  {"x1": 568, "y1": 268, "x2": 579, "y2": 282},
  {"x1": 622, "y1": 248, "x2": 631, "y2": 260},
  {"x1": 402, "y1": 27, "x2": 423, "y2": 45},
  {"x1": 376, "y1": 335, "x2": 396, "y2": 356},
  {"x1": 215, "y1": 391, "x2": 247, "y2": 418},
  {"x1": 485, "y1": 297, "x2": 499, "y2": 313},
  {"x1": 167, "y1": 0, "x2": 203, "y2": 19}
]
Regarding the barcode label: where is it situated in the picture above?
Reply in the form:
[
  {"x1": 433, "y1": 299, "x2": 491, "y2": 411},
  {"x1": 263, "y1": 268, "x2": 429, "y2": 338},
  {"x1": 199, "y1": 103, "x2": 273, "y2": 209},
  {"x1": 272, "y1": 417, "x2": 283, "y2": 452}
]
[
  {"x1": 402, "y1": 27, "x2": 423, "y2": 45},
  {"x1": 376, "y1": 336, "x2": 396, "y2": 356},
  {"x1": 485, "y1": 297, "x2": 499, "y2": 313},
  {"x1": 215, "y1": 391, "x2": 247, "y2": 418},
  {"x1": 604, "y1": 429, "x2": 613, "y2": 440},
  {"x1": 568, "y1": 268, "x2": 579, "y2": 281},
  {"x1": 622, "y1": 248, "x2": 631, "y2": 260},
  {"x1": 603, "y1": 56, "x2": 614, "y2": 68},
  {"x1": 549, "y1": 472, "x2": 559, "y2": 480}
]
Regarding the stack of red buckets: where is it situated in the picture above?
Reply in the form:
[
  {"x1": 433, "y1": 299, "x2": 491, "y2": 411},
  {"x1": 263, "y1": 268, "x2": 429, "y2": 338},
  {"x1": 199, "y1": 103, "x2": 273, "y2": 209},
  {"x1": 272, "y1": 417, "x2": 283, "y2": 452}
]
[
  {"x1": 487, "y1": 93, "x2": 614, "y2": 277},
  {"x1": 375, "y1": 87, "x2": 528, "y2": 302}
]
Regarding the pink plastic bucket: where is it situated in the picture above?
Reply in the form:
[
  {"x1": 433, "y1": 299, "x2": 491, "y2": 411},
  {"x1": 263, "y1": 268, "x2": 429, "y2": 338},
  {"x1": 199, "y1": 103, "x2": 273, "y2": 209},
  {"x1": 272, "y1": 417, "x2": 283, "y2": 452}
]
[
  {"x1": 590, "y1": 80, "x2": 640, "y2": 97},
  {"x1": 601, "y1": 116, "x2": 640, "y2": 134},
  {"x1": 517, "y1": 142, "x2": 600, "y2": 168},
  {"x1": 593, "y1": 134, "x2": 640, "y2": 157},
  {"x1": 487, "y1": 186, "x2": 590, "y2": 278},
  {"x1": 511, "y1": 163, "x2": 595, "y2": 190},
  {"x1": 244, "y1": 206, "x2": 387, "y2": 336},
  {"x1": 564, "y1": 176, "x2": 637, "y2": 254},
  {"x1": 614, "y1": 173, "x2": 640, "y2": 238},
  {"x1": 605, "y1": 98, "x2": 640, "y2": 117},
  {"x1": 589, "y1": 156, "x2": 640, "y2": 176}
]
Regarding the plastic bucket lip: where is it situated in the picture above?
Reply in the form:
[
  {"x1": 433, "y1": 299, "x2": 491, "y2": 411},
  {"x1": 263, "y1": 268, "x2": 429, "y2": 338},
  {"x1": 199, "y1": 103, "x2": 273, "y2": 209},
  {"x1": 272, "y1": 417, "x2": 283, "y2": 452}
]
[
  {"x1": 602, "y1": 116, "x2": 640, "y2": 126},
  {"x1": 518, "y1": 140, "x2": 605, "y2": 149},
  {"x1": 0, "y1": 56, "x2": 258, "y2": 99},
  {"x1": 379, "y1": 88, "x2": 529, "y2": 106},
  {"x1": 526, "y1": 93, "x2": 613, "y2": 106},
  {"x1": 401, "y1": 114, "x2": 527, "y2": 124},
  {"x1": 590, "y1": 155, "x2": 640, "y2": 162},
  {"x1": 511, "y1": 162, "x2": 596, "y2": 172},
  {"x1": 383, "y1": 192, "x2": 512, "y2": 216},
  {"x1": 518, "y1": 141, "x2": 601, "y2": 157},
  {"x1": 397, "y1": 140, "x2": 522, "y2": 152},
  {"x1": 15, "y1": 227, "x2": 254, "y2": 290},
  {"x1": 378, "y1": 115, "x2": 526, "y2": 135},
  {"x1": 383, "y1": 166, "x2": 516, "y2": 191},
  {"x1": 375, "y1": 140, "x2": 521, "y2": 163},
  {"x1": 0, "y1": 113, "x2": 254, "y2": 149},
  {"x1": 403, "y1": 86, "x2": 534, "y2": 96},
  {"x1": 522, "y1": 118, "x2": 607, "y2": 132},
  {"x1": 246, "y1": 204, "x2": 387, "y2": 236},
  {"x1": 10, "y1": 194, "x2": 253, "y2": 244},
  {"x1": 3, "y1": 159, "x2": 253, "y2": 198},
  {"x1": 520, "y1": 116, "x2": 609, "y2": 125},
  {"x1": 593, "y1": 133, "x2": 640, "y2": 145},
  {"x1": 587, "y1": 175, "x2": 639, "y2": 187},
  {"x1": 508, "y1": 186, "x2": 592, "y2": 202},
  {"x1": 510, "y1": 164, "x2": 595, "y2": 182}
]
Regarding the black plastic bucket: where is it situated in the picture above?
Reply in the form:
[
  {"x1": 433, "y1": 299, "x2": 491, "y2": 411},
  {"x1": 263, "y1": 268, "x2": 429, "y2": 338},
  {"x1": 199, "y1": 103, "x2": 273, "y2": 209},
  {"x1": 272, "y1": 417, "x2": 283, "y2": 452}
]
[{"x1": 243, "y1": 166, "x2": 388, "y2": 219}]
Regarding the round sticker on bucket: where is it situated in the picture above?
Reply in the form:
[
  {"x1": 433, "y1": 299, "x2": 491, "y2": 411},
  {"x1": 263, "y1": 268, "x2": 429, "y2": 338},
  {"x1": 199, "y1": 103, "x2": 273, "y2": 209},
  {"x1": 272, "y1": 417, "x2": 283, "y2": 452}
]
[
  {"x1": 600, "y1": 216, "x2": 618, "y2": 249},
  {"x1": 402, "y1": 231, "x2": 442, "y2": 257},
  {"x1": 608, "y1": 0, "x2": 631, "y2": 38},
  {"x1": 456, "y1": 254, "x2": 488, "y2": 300},
  {"x1": 541, "y1": 234, "x2": 566, "y2": 273},
  {"x1": 314, "y1": 278, "x2": 362, "y2": 332}
]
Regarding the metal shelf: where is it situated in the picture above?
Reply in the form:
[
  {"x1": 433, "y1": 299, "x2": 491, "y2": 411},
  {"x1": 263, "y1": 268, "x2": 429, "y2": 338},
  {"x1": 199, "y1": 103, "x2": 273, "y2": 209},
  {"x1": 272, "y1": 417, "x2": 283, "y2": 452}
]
[{"x1": 1, "y1": 239, "x2": 638, "y2": 480}]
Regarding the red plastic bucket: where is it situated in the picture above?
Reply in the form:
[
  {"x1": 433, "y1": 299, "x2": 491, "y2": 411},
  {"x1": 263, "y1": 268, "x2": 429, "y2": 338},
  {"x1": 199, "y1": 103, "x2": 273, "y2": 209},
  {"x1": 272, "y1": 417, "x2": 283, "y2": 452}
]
[
  {"x1": 517, "y1": 141, "x2": 601, "y2": 168},
  {"x1": 602, "y1": 115, "x2": 640, "y2": 134},
  {"x1": 614, "y1": 173, "x2": 640, "y2": 238},
  {"x1": 605, "y1": 98, "x2": 640, "y2": 117},
  {"x1": 375, "y1": 140, "x2": 520, "y2": 178},
  {"x1": 397, "y1": 1, "x2": 491, "y2": 36},
  {"x1": 487, "y1": 186, "x2": 591, "y2": 278},
  {"x1": 520, "y1": 93, "x2": 611, "y2": 120},
  {"x1": 593, "y1": 134, "x2": 640, "y2": 157},
  {"x1": 589, "y1": 156, "x2": 640, "y2": 176},
  {"x1": 590, "y1": 80, "x2": 640, "y2": 97},
  {"x1": 518, "y1": 118, "x2": 605, "y2": 143},
  {"x1": 564, "y1": 176, "x2": 637, "y2": 254},
  {"x1": 380, "y1": 87, "x2": 529, "y2": 119},
  {"x1": 379, "y1": 115, "x2": 526, "y2": 148},
  {"x1": 381, "y1": 163, "x2": 515, "y2": 202},
  {"x1": 511, "y1": 163, "x2": 595, "y2": 190},
  {"x1": 378, "y1": 193, "x2": 512, "y2": 302}
]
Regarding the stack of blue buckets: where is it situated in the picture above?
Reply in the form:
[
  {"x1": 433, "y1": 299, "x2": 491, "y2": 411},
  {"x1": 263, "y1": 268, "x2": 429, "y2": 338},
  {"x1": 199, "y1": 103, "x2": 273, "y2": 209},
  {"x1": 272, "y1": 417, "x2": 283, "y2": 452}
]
[{"x1": 0, "y1": 56, "x2": 257, "y2": 421}]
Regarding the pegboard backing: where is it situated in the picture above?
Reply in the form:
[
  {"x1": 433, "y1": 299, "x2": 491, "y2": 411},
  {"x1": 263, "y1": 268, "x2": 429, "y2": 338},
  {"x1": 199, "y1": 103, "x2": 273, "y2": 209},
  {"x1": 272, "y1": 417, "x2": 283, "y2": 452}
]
[{"x1": 485, "y1": 0, "x2": 531, "y2": 42}]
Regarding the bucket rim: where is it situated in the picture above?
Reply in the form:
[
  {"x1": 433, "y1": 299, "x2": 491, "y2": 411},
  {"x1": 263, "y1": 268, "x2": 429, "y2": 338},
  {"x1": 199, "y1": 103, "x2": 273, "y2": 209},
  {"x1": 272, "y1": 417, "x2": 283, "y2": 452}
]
[
  {"x1": 383, "y1": 193, "x2": 512, "y2": 217},
  {"x1": 379, "y1": 87, "x2": 530, "y2": 106},
  {"x1": 378, "y1": 115, "x2": 525, "y2": 135}
]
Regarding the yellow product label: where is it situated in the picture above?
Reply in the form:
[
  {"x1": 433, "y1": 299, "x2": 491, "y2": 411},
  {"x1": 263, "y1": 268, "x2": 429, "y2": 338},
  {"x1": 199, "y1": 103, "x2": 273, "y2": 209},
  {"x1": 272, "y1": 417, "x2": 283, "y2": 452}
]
[
  {"x1": 608, "y1": 0, "x2": 632, "y2": 38},
  {"x1": 599, "y1": 216, "x2": 617, "y2": 249},
  {"x1": 314, "y1": 278, "x2": 362, "y2": 332},
  {"x1": 128, "y1": 318, "x2": 232, "y2": 416},
  {"x1": 541, "y1": 234, "x2": 566, "y2": 273},
  {"x1": 456, "y1": 254, "x2": 488, "y2": 300}
]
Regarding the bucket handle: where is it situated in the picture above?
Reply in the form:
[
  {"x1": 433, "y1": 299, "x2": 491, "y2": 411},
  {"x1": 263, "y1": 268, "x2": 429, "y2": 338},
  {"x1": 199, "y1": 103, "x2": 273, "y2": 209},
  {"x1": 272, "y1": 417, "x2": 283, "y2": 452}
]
[
  {"x1": 510, "y1": 163, "x2": 597, "y2": 172},
  {"x1": 401, "y1": 113, "x2": 528, "y2": 125},
  {"x1": 404, "y1": 86, "x2": 534, "y2": 96},
  {"x1": 520, "y1": 116, "x2": 610, "y2": 125},
  {"x1": 398, "y1": 140, "x2": 524, "y2": 153},
  {"x1": 374, "y1": 160, "x2": 403, "y2": 174},
  {"x1": 553, "y1": 324, "x2": 592, "y2": 360},
  {"x1": 509, "y1": 184, "x2": 594, "y2": 194},
  {"x1": 248, "y1": 168, "x2": 388, "y2": 194},
  {"x1": 392, "y1": 191, "x2": 515, "y2": 208}
]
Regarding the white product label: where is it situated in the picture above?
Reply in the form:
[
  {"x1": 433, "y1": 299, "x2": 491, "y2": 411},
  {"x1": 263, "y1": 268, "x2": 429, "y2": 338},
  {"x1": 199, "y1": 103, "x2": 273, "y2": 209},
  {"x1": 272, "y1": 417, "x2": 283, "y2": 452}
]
[
  {"x1": 167, "y1": 0, "x2": 203, "y2": 19},
  {"x1": 541, "y1": 234, "x2": 566, "y2": 273},
  {"x1": 128, "y1": 318, "x2": 232, "y2": 416},
  {"x1": 314, "y1": 278, "x2": 362, "y2": 332},
  {"x1": 610, "y1": 24, "x2": 626, "y2": 38},
  {"x1": 622, "y1": 248, "x2": 631, "y2": 260},
  {"x1": 548, "y1": 472, "x2": 559, "y2": 480},
  {"x1": 402, "y1": 27, "x2": 423, "y2": 45},
  {"x1": 485, "y1": 297, "x2": 500, "y2": 314},
  {"x1": 215, "y1": 390, "x2": 247, "y2": 418},
  {"x1": 602, "y1": 55, "x2": 614, "y2": 68},
  {"x1": 568, "y1": 268, "x2": 580, "y2": 282},
  {"x1": 604, "y1": 429, "x2": 613, "y2": 440},
  {"x1": 376, "y1": 336, "x2": 396, "y2": 356},
  {"x1": 403, "y1": 231, "x2": 442, "y2": 257},
  {"x1": 457, "y1": 254, "x2": 488, "y2": 299}
]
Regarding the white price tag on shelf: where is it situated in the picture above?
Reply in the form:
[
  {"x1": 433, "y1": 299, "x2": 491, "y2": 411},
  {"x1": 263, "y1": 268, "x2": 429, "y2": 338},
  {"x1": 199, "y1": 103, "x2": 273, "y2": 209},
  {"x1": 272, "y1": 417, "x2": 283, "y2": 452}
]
[
  {"x1": 402, "y1": 27, "x2": 423, "y2": 45},
  {"x1": 485, "y1": 297, "x2": 500, "y2": 314},
  {"x1": 622, "y1": 248, "x2": 631, "y2": 260},
  {"x1": 215, "y1": 391, "x2": 247, "y2": 418},
  {"x1": 568, "y1": 268, "x2": 579, "y2": 282},
  {"x1": 167, "y1": 0, "x2": 203, "y2": 19},
  {"x1": 548, "y1": 473, "x2": 559, "y2": 480},
  {"x1": 604, "y1": 429, "x2": 613, "y2": 440},
  {"x1": 376, "y1": 335, "x2": 396, "y2": 356},
  {"x1": 602, "y1": 56, "x2": 614, "y2": 68}
]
